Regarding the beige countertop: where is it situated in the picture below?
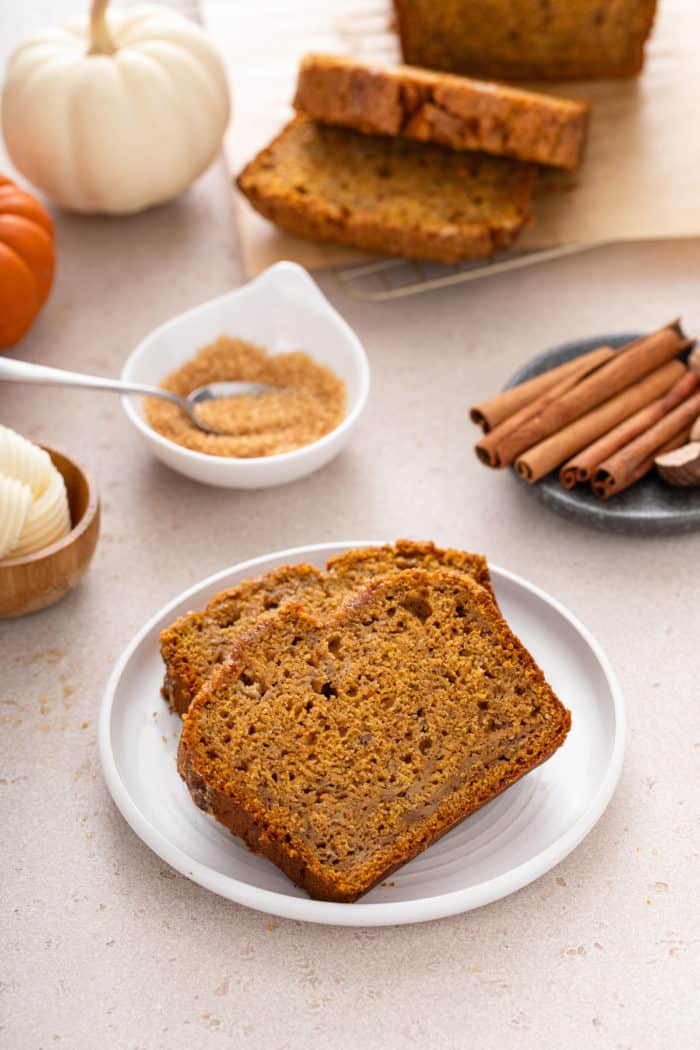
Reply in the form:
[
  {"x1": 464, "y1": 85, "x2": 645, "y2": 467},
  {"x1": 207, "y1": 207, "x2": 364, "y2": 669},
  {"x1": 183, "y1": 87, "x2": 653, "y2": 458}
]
[{"x1": 2, "y1": 5, "x2": 699, "y2": 1049}]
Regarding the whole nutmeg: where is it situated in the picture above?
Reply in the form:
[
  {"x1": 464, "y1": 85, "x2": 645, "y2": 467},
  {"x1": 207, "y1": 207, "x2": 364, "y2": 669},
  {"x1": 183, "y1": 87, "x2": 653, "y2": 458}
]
[{"x1": 655, "y1": 441, "x2": 700, "y2": 487}]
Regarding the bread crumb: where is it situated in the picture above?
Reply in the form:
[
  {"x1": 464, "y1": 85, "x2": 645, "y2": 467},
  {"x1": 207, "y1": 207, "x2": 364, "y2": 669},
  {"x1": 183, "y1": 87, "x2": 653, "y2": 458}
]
[{"x1": 81, "y1": 721, "x2": 89, "y2": 729}]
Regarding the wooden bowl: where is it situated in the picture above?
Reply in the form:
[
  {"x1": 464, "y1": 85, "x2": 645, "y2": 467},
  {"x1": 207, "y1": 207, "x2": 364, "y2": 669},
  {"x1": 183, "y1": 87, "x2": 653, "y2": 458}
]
[{"x1": 0, "y1": 446, "x2": 100, "y2": 618}]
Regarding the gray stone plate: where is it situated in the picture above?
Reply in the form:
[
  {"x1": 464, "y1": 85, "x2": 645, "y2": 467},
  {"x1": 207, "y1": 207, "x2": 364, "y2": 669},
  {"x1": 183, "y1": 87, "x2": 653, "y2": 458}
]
[{"x1": 505, "y1": 333, "x2": 700, "y2": 535}]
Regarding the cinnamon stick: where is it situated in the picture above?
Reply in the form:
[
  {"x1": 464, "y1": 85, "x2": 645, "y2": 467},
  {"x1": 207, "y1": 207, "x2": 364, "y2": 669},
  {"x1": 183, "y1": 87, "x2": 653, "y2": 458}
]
[
  {"x1": 469, "y1": 346, "x2": 616, "y2": 432},
  {"x1": 592, "y1": 428, "x2": 691, "y2": 500},
  {"x1": 488, "y1": 322, "x2": 692, "y2": 467},
  {"x1": 592, "y1": 387, "x2": 700, "y2": 499},
  {"x1": 514, "y1": 360, "x2": 687, "y2": 483},
  {"x1": 475, "y1": 347, "x2": 615, "y2": 467},
  {"x1": 560, "y1": 371, "x2": 700, "y2": 488}
]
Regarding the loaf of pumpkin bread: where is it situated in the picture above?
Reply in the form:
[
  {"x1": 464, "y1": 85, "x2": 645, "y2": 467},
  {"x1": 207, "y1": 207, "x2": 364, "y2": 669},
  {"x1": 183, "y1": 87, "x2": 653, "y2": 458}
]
[
  {"x1": 393, "y1": 0, "x2": 657, "y2": 81},
  {"x1": 178, "y1": 569, "x2": 571, "y2": 902},
  {"x1": 160, "y1": 540, "x2": 492, "y2": 716},
  {"x1": 236, "y1": 114, "x2": 535, "y2": 263},
  {"x1": 294, "y1": 54, "x2": 590, "y2": 171}
]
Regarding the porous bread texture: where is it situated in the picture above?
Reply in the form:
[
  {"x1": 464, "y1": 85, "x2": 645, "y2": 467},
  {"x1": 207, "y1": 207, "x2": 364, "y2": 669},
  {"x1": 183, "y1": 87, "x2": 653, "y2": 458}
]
[
  {"x1": 160, "y1": 563, "x2": 328, "y2": 717},
  {"x1": 236, "y1": 115, "x2": 535, "y2": 263},
  {"x1": 160, "y1": 541, "x2": 492, "y2": 716},
  {"x1": 393, "y1": 0, "x2": 658, "y2": 81},
  {"x1": 178, "y1": 568, "x2": 571, "y2": 902},
  {"x1": 294, "y1": 54, "x2": 590, "y2": 171}
]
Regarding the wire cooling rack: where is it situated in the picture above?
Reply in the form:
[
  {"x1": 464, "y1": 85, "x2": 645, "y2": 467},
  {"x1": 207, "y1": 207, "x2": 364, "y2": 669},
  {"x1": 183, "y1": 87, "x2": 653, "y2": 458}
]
[{"x1": 331, "y1": 244, "x2": 598, "y2": 302}]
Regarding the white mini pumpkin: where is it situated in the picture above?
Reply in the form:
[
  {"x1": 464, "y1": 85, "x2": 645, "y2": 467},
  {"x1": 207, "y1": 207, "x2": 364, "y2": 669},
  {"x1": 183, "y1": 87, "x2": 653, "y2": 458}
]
[{"x1": 2, "y1": 0, "x2": 231, "y2": 215}]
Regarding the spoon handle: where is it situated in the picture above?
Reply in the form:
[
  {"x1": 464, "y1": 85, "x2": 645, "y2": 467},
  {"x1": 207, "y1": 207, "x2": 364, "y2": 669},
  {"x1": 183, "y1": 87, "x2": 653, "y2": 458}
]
[{"x1": 0, "y1": 357, "x2": 183, "y2": 407}]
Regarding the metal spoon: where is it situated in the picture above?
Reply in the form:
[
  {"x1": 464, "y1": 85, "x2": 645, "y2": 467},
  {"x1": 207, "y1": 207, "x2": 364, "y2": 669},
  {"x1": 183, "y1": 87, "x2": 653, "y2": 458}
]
[{"x1": 0, "y1": 357, "x2": 276, "y2": 436}]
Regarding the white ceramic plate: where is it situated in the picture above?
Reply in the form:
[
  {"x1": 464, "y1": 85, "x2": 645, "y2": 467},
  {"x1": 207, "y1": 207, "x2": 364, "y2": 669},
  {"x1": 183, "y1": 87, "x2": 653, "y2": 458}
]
[{"x1": 99, "y1": 542, "x2": 624, "y2": 927}]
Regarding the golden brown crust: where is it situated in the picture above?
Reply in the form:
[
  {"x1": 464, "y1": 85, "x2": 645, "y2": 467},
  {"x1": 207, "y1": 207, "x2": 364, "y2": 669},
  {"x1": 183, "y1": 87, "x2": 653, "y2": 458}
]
[
  {"x1": 294, "y1": 54, "x2": 590, "y2": 171},
  {"x1": 236, "y1": 115, "x2": 535, "y2": 264},
  {"x1": 178, "y1": 569, "x2": 571, "y2": 902},
  {"x1": 393, "y1": 0, "x2": 658, "y2": 81}
]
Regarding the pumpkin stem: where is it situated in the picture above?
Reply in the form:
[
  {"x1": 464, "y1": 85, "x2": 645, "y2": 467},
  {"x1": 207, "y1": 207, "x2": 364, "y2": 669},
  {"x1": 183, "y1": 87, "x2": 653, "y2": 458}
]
[{"x1": 88, "y1": 0, "x2": 116, "y2": 55}]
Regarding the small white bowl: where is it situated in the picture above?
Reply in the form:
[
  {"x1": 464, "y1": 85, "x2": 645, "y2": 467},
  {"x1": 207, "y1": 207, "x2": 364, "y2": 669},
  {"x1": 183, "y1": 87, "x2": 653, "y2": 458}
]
[{"x1": 121, "y1": 262, "x2": 370, "y2": 488}]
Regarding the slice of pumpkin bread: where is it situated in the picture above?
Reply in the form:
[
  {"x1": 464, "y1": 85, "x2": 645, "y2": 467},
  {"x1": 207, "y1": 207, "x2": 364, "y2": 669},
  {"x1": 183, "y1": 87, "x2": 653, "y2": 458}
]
[
  {"x1": 178, "y1": 569, "x2": 571, "y2": 902},
  {"x1": 294, "y1": 54, "x2": 590, "y2": 171},
  {"x1": 236, "y1": 114, "x2": 535, "y2": 263},
  {"x1": 160, "y1": 541, "x2": 492, "y2": 716}
]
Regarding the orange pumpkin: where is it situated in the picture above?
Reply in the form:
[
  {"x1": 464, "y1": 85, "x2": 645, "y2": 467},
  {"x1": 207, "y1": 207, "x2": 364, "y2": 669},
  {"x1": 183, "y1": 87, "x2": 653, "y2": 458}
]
[{"x1": 0, "y1": 176, "x2": 55, "y2": 349}]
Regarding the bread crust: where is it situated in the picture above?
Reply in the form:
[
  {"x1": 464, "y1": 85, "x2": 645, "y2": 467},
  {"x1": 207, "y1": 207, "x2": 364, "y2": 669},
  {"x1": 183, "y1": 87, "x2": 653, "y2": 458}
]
[
  {"x1": 236, "y1": 115, "x2": 535, "y2": 264},
  {"x1": 178, "y1": 569, "x2": 571, "y2": 902},
  {"x1": 294, "y1": 54, "x2": 590, "y2": 171}
]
